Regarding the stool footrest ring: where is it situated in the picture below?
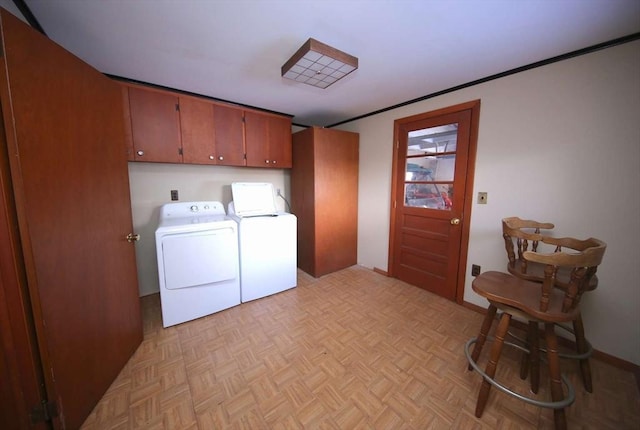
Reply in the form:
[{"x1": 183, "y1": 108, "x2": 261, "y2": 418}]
[
  {"x1": 504, "y1": 320, "x2": 593, "y2": 361},
  {"x1": 465, "y1": 337, "x2": 576, "y2": 409}
]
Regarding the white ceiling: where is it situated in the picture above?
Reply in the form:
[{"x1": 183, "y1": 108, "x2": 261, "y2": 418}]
[{"x1": 19, "y1": 0, "x2": 640, "y2": 126}]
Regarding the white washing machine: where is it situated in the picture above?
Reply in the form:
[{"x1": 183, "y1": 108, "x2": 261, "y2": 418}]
[
  {"x1": 228, "y1": 182, "x2": 297, "y2": 303},
  {"x1": 155, "y1": 201, "x2": 240, "y2": 327}
]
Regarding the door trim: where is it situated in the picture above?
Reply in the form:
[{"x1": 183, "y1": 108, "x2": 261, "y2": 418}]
[{"x1": 388, "y1": 100, "x2": 480, "y2": 304}]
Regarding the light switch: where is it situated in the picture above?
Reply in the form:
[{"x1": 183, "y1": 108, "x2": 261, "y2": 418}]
[{"x1": 170, "y1": 190, "x2": 179, "y2": 201}]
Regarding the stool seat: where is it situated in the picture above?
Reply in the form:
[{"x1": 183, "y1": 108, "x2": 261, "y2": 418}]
[{"x1": 473, "y1": 271, "x2": 579, "y2": 323}]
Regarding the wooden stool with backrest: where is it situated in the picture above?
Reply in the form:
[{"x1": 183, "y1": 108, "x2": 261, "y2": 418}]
[
  {"x1": 502, "y1": 216, "x2": 599, "y2": 393},
  {"x1": 465, "y1": 234, "x2": 606, "y2": 430}
]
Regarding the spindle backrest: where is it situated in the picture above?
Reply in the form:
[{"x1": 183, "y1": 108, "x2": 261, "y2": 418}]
[
  {"x1": 523, "y1": 237, "x2": 606, "y2": 313},
  {"x1": 502, "y1": 217, "x2": 554, "y2": 278}
]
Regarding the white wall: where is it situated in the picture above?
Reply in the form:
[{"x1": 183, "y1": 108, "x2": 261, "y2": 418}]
[
  {"x1": 128, "y1": 162, "x2": 290, "y2": 296},
  {"x1": 338, "y1": 41, "x2": 640, "y2": 365}
]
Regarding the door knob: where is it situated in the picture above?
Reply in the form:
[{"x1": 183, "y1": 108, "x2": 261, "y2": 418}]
[
  {"x1": 450, "y1": 218, "x2": 460, "y2": 225},
  {"x1": 126, "y1": 233, "x2": 140, "y2": 242}
]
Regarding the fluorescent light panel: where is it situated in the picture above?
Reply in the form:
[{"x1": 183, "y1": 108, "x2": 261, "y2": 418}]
[{"x1": 281, "y1": 38, "x2": 358, "y2": 89}]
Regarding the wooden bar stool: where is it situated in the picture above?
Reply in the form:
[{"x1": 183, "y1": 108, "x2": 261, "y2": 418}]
[
  {"x1": 502, "y1": 217, "x2": 599, "y2": 393},
  {"x1": 465, "y1": 235, "x2": 606, "y2": 430}
]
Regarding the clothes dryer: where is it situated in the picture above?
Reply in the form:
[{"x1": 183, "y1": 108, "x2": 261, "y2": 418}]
[{"x1": 155, "y1": 201, "x2": 240, "y2": 327}]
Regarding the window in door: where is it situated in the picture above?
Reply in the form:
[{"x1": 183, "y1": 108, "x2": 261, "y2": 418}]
[{"x1": 404, "y1": 124, "x2": 458, "y2": 210}]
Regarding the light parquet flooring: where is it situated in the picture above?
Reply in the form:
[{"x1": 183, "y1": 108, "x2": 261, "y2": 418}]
[{"x1": 81, "y1": 266, "x2": 640, "y2": 429}]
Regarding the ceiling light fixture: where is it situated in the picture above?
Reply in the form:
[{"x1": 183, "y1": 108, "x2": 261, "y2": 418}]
[{"x1": 281, "y1": 38, "x2": 358, "y2": 89}]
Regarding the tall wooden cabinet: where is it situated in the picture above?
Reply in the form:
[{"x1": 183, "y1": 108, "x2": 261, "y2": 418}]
[
  {"x1": 0, "y1": 9, "x2": 142, "y2": 429},
  {"x1": 291, "y1": 127, "x2": 359, "y2": 277}
]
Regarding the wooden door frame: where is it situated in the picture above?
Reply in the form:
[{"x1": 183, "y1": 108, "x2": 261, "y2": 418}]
[
  {"x1": 0, "y1": 108, "x2": 50, "y2": 429},
  {"x1": 388, "y1": 100, "x2": 480, "y2": 304}
]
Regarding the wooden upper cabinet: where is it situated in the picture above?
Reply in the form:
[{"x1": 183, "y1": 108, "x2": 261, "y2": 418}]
[
  {"x1": 180, "y1": 96, "x2": 216, "y2": 165},
  {"x1": 180, "y1": 98, "x2": 245, "y2": 166},
  {"x1": 128, "y1": 86, "x2": 182, "y2": 163},
  {"x1": 213, "y1": 104, "x2": 245, "y2": 166},
  {"x1": 120, "y1": 82, "x2": 291, "y2": 168},
  {"x1": 245, "y1": 111, "x2": 292, "y2": 168},
  {"x1": 265, "y1": 114, "x2": 292, "y2": 168}
]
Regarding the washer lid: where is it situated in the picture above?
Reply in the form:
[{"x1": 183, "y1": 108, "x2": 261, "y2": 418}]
[{"x1": 231, "y1": 182, "x2": 278, "y2": 217}]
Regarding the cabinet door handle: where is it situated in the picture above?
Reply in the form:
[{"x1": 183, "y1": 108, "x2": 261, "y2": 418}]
[
  {"x1": 209, "y1": 155, "x2": 214, "y2": 160},
  {"x1": 136, "y1": 150, "x2": 144, "y2": 156},
  {"x1": 272, "y1": 160, "x2": 277, "y2": 164},
  {"x1": 265, "y1": 160, "x2": 270, "y2": 164},
  {"x1": 218, "y1": 156, "x2": 224, "y2": 161}
]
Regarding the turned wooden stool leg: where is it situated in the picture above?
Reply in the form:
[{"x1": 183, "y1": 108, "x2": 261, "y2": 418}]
[
  {"x1": 573, "y1": 313, "x2": 593, "y2": 393},
  {"x1": 476, "y1": 312, "x2": 511, "y2": 418},
  {"x1": 520, "y1": 330, "x2": 529, "y2": 380},
  {"x1": 545, "y1": 323, "x2": 567, "y2": 430},
  {"x1": 468, "y1": 304, "x2": 498, "y2": 371},
  {"x1": 520, "y1": 321, "x2": 539, "y2": 383},
  {"x1": 529, "y1": 321, "x2": 540, "y2": 394}
]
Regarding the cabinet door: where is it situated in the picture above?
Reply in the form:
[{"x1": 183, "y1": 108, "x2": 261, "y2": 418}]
[
  {"x1": 128, "y1": 87, "x2": 182, "y2": 163},
  {"x1": 120, "y1": 85, "x2": 135, "y2": 161},
  {"x1": 267, "y1": 115, "x2": 292, "y2": 168},
  {"x1": 213, "y1": 104, "x2": 245, "y2": 166},
  {"x1": 180, "y1": 96, "x2": 216, "y2": 165},
  {"x1": 314, "y1": 128, "x2": 359, "y2": 276},
  {"x1": 245, "y1": 111, "x2": 292, "y2": 168}
]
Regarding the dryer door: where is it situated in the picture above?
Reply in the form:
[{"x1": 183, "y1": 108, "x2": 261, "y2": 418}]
[{"x1": 161, "y1": 227, "x2": 237, "y2": 289}]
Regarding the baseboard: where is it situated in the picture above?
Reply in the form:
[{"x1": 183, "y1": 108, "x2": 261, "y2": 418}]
[{"x1": 373, "y1": 267, "x2": 389, "y2": 277}]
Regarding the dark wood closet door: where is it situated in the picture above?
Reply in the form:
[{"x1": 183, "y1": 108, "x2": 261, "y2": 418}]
[
  {"x1": 291, "y1": 127, "x2": 359, "y2": 277},
  {"x1": 0, "y1": 10, "x2": 142, "y2": 429}
]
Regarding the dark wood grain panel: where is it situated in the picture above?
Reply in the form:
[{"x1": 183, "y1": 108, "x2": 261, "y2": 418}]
[
  {"x1": 292, "y1": 127, "x2": 358, "y2": 277},
  {"x1": 0, "y1": 10, "x2": 142, "y2": 429},
  {"x1": 128, "y1": 86, "x2": 182, "y2": 163},
  {"x1": 213, "y1": 104, "x2": 245, "y2": 166},
  {"x1": 180, "y1": 96, "x2": 216, "y2": 165}
]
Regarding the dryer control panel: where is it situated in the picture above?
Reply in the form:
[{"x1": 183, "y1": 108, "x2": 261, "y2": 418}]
[{"x1": 160, "y1": 201, "x2": 226, "y2": 219}]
